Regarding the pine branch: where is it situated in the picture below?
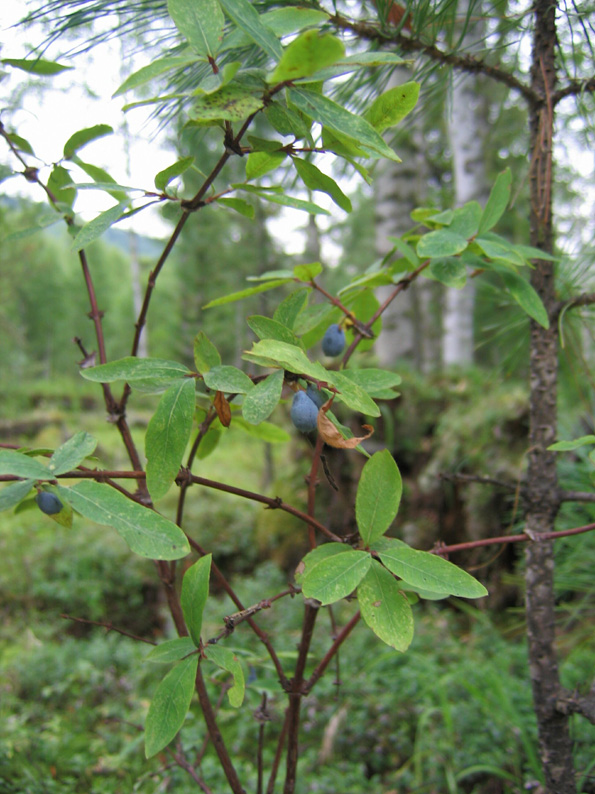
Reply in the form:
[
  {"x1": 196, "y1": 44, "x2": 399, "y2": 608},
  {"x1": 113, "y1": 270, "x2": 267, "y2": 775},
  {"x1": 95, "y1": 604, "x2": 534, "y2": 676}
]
[
  {"x1": 552, "y1": 76, "x2": 595, "y2": 106},
  {"x1": 557, "y1": 685, "x2": 595, "y2": 725},
  {"x1": 329, "y1": 13, "x2": 537, "y2": 104}
]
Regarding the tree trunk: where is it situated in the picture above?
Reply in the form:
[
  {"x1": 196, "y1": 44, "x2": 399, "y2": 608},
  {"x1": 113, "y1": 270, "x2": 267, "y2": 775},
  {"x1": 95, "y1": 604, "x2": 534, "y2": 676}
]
[
  {"x1": 442, "y1": 0, "x2": 489, "y2": 367},
  {"x1": 525, "y1": 0, "x2": 576, "y2": 789},
  {"x1": 374, "y1": 68, "x2": 440, "y2": 371}
]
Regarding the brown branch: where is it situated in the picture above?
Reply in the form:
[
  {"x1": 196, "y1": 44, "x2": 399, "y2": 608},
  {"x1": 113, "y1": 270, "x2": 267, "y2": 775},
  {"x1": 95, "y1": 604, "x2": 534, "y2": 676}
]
[
  {"x1": 557, "y1": 685, "x2": 595, "y2": 725},
  {"x1": 60, "y1": 613, "x2": 157, "y2": 645},
  {"x1": 266, "y1": 708, "x2": 289, "y2": 794},
  {"x1": 195, "y1": 664, "x2": 246, "y2": 794},
  {"x1": 434, "y1": 521, "x2": 595, "y2": 556},
  {"x1": 343, "y1": 260, "x2": 430, "y2": 366},
  {"x1": 305, "y1": 611, "x2": 361, "y2": 693},
  {"x1": 186, "y1": 473, "x2": 343, "y2": 543},
  {"x1": 283, "y1": 603, "x2": 319, "y2": 794},
  {"x1": 554, "y1": 291, "x2": 595, "y2": 320},
  {"x1": 168, "y1": 748, "x2": 214, "y2": 794},
  {"x1": 186, "y1": 536, "x2": 289, "y2": 689},
  {"x1": 440, "y1": 471, "x2": 520, "y2": 491},
  {"x1": 552, "y1": 76, "x2": 595, "y2": 106},
  {"x1": 329, "y1": 13, "x2": 537, "y2": 104}
]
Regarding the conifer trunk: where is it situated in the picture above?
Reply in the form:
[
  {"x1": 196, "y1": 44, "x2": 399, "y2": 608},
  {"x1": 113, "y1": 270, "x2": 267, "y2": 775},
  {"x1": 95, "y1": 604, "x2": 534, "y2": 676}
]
[{"x1": 525, "y1": 0, "x2": 575, "y2": 789}]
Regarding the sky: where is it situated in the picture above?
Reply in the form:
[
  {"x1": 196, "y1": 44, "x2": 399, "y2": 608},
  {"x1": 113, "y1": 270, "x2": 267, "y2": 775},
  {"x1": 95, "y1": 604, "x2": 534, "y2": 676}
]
[{"x1": 0, "y1": 0, "x2": 347, "y2": 258}]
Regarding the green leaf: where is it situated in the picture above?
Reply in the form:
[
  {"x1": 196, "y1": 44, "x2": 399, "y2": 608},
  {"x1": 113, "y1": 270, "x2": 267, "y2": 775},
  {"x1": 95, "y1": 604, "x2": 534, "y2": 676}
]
[
  {"x1": 155, "y1": 156, "x2": 195, "y2": 191},
  {"x1": 2, "y1": 57, "x2": 72, "y2": 75},
  {"x1": 145, "y1": 638, "x2": 197, "y2": 664},
  {"x1": 204, "y1": 646, "x2": 245, "y2": 707},
  {"x1": 203, "y1": 365, "x2": 254, "y2": 394},
  {"x1": 191, "y1": 85, "x2": 263, "y2": 122},
  {"x1": 364, "y1": 81, "x2": 419, "y2": 133},
  {"x1": 245, "y1": 340, "x2": 329, "y2": 383},
  {"x1": 48, "y1": 432, "x2": 98, "y2": 476},
  {"x1": 218, "y1": 0, "x2": 283, "y2": 60},
  {"x1": 114, "y1": 56, "x2": 199, "y2": 97},
  {"x1": 247, "y1": 315, "x2": 302, "y2": 346},
  {"x1": 356, "y1": 450, "x2": 402, "y2": 545},
  {"x1": 548, "y1": 435, "x2": 595, "y2": 451},
  {"x1": 145, "y1": 379, "x2": 196, "y2": 501},
  {"x1": 427, "y1": 258, "x2": 467, "y2": 289},
  {"x1": 6, "y1": 132, "x2": 34, "y2": 155},
  {"x1": 417, "y1": 229, "x2": 469, "y2": 258},
  {"x1": 242, "y1": 370, "x2": 284, "y2": 424},
  {"x1": 328, "y1": 371, "x2": 381, "y2": 417},
  {"x1": 514, "y1": 244, "x2": 557, "y2": 262},
  {"x1": 181, "y1": 554, "x2": 212, "y2": 647},
  {"x1": 299, "y1": 544, "x2": 371, "y2": 605},
  {"x1": 341, "y1": 51, "x2": 406, "y2": 67},
  {"x1": 247, "y1": 268, "x2": 295, "y2": 282},
  {"x1": 245, "y1": 150, "x2": 286, "y2": 180},
  {"x1": 375, "y1": 538, "x2": 488, "y2": 599},
  {"x1": 340, "y1": 368, "x2": 401, "y2": 398},
  {"x1": 478, "y1": 168, "x2": 511, "y2": 234},
  {"x1": 235, "y1": 184, "x2": 330, "y2": 215},
  {"x1": 266, "y1": 101, "x2": 311, "y2": 138},
  {"x1": 293, "y1": 262, "x2": 323, "y2": 281},
  {"x1": 217, "y1": 197, "x2": 255, "y2": 218},
  {"x1": 48, "y1": 165, "x2": 76, "y2": 209},
  {"x1": 449, "y1": 202, "x2": 482, "y2": 239},
  {"x1": 72, "y1": 203, "x2": 127, "y2": 251},
  {"x1": 386, "y1": 236, "x2": 420, "y2": 268},
  {"x1": 499, "y1": 271, "x2": 549, "y2": 328},
  {"x1": 203, "y1": 279, "x2": 290, "y2": 308},
  {"x1": 194, "y1": 332, "x2": 221, "y2": 373},
  {"x1": 222, "y1": 6, "x2": 328, "y2": 50},
  {"x1": 0, "y1": 450, "x2": 49, "y2": 480},
  {"x1": 288, "y1": 87, "x2": 401, "y2": 162},
  {"x1": 475, "y1": 234, "x2": 525, "y2": 266},
  {"x1": 274, "y1": 289, "x2": 309, "y2": 329},
  {"x1": 231, "y1": 417, "x2": 290, "y2": 443},
  {"x1": 72, "y1": 157, "x2": 128, "y2": 202},
  {"x1": 65, "y1": 481, "x2": 190, "y2": 560},
  {"x1": 168, "y1": 0, "x2": 225, "y2": 58},
  {"x1": 0, "y1": 480, "x2": 34, "y2": 512},
  {"x1": 293, "y1": 158, "x2": 351, "y2": 212},
  {"x1": 81, "y1": 357, "x2": 190, "y2": 384},
  {"x1": 144, "y1": 656, "x2": 198, "y2": 758},
  {"x1": 357, "y1": 559, "x2": 414, "y2": 651},
  {"x1": 196, "y1": 427, "x2": 223, "y2": 459},
  {"x1": 63, "y1": 125, "x2": 113, "y2": 159},
  {"x1": 268, "y1": 30, "x2": 344, "y2": 83}
]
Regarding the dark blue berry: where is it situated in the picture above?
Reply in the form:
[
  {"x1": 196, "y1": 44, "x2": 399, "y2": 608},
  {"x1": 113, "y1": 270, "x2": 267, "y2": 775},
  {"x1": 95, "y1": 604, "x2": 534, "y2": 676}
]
[
  {"x1": 321, "y1": 324, "x2": 345, "y2": 357},
  {"x1": 306, "y1": 384, "x2": 326, "y2": 409},
  {"x1": 35, "y1": 491, "x2": 63, "y2": 515},
  {"x1": 290, "y1": 390, "x2": 319, "y2": 433}
]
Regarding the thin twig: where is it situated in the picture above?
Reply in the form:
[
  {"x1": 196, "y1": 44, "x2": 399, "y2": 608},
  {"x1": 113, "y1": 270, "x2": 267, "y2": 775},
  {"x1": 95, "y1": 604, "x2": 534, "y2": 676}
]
[{"x1": 60, "y1": 613, "x2": 157, "y2": 645}]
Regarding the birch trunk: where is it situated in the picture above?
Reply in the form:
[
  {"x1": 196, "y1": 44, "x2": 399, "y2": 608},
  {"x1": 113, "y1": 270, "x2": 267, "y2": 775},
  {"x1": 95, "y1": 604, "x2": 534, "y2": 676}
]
[
  {"x1": 442, "y1": 1, "x2": 489, "y2": 367},
  {"x1": 374, "y1": 69, "x2": 440, "y2": 371}
]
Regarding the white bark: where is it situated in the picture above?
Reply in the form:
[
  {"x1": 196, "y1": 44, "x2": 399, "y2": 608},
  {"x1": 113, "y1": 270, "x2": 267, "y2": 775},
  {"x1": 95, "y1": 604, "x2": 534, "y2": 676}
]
[
  {"x1": 374, "y1": 68, "x2": 438, "y2": 370},
  {"x1": 442, "y1": 2, "x2": 489, "y2": 367}
]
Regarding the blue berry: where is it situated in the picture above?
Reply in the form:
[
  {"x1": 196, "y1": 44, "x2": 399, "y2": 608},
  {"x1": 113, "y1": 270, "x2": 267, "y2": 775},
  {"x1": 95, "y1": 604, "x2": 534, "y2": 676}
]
[
  {"x1": 290, "y1": 390, "x2": 319, "y2": 433},
  {"x1": 321, "y1": 324, "x2": 345, "y2": 357},
  {"x1": 35, "y1": 491, "x2": 63, "y2": 515},
  {"x1": 306, "y1": 384, "x2": 326, "y2": 409}
]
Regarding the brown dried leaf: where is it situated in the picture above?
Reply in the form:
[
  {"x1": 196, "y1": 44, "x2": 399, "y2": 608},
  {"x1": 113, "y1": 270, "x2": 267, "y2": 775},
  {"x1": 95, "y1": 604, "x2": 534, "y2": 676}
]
[
  {"x1": 317, "y1": 410, "x2": 374, "y2": 449},
  {"x1": 214, "y1": 390, "x2": 231, "y2": 428}
]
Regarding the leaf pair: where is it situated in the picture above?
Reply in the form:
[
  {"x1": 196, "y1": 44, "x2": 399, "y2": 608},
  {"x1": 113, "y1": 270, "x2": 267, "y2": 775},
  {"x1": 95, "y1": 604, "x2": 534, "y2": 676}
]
[
  {"x1": 297, "y1": 451, "x2": 487, "y2": 650},
  {"x1": 144, "y1": 555, "x2": 245, "y2": 758}
]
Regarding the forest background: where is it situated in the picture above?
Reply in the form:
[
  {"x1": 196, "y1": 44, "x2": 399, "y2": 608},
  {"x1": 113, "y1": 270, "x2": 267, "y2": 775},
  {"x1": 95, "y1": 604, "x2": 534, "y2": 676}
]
[{"x1": 1, "y1": 0, "x2": 595, "y2": 792}]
